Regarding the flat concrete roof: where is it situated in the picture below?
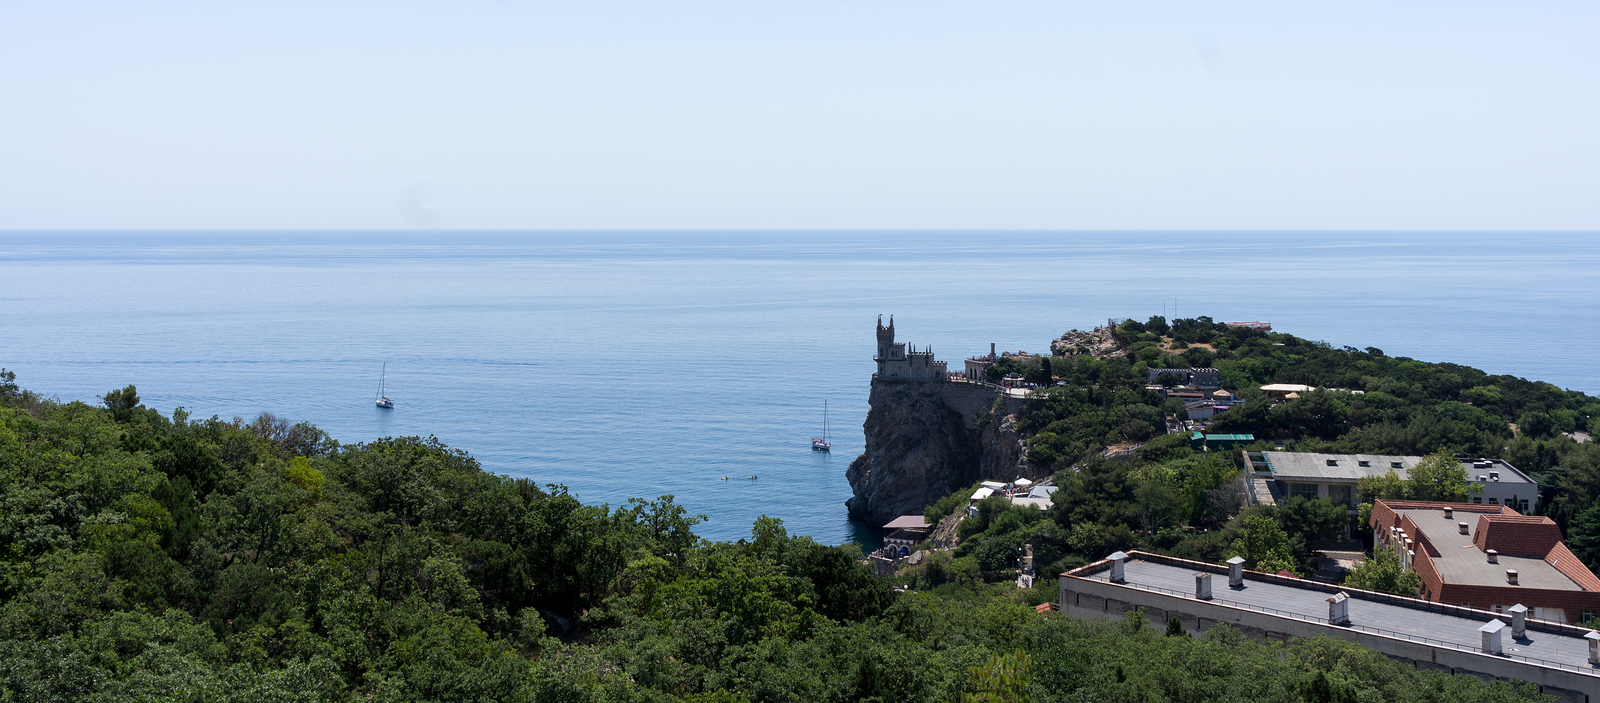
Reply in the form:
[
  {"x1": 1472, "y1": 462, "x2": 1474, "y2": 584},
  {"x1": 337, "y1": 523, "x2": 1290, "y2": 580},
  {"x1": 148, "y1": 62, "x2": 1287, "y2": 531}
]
[
  {"x1": 1394, "y1": 508, "x2": 1580, "y2": 591},
  {"x1": 882, "y1": 515, "x2": 931, "y2": 531},
  {"x1": 1265, "y1": 451, "x2": 1420, "y2": 482},
  {"x1": 1263, "y1": 452, "x2": 1537, "y2": 486},
  {"x1": 1071, "y1": 555, "x2": 1597, "y2": 671}
]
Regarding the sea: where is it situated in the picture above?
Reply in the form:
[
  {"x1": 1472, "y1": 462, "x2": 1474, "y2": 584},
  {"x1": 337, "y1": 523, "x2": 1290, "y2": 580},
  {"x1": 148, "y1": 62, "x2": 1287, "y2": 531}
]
[{"x1": 2, "y1": 231, "x2": 1597, "y2": 545}]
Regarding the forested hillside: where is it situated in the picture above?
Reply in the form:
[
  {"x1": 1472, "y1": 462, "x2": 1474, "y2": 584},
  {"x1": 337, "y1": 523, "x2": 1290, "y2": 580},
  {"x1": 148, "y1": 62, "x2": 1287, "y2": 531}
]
[
  {"x1": 0, "y1": 369, "x2": 1549, "y2": 701},
  {"x1": 930, "y1": 317, "x2": 1600, "y2": 616}
]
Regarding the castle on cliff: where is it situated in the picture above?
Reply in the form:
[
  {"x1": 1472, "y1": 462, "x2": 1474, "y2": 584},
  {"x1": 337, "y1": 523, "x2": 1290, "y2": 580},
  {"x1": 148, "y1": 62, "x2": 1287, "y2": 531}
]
[{"x1": 874, "y1": 316, "x2": 947, "y2": 382}]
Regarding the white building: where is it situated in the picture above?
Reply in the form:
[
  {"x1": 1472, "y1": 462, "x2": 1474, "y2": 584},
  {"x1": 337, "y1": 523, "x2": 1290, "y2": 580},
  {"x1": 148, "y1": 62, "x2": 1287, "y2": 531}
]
[{"x1": 1258, "y1": 452, "x2": 1538, "y2": 514}]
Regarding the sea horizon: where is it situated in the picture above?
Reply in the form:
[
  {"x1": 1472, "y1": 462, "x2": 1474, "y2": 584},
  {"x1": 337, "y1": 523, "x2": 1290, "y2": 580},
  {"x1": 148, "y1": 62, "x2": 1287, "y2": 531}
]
[{"x1": 4, "y1": 230, "x2": 1598, "y2": 544}]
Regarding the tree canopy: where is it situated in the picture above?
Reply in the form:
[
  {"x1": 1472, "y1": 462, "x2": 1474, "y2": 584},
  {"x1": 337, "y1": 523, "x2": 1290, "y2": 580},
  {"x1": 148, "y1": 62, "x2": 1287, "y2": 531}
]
[{"x1": 0, "y1": 372, "x2": 1551, "y2": 702}]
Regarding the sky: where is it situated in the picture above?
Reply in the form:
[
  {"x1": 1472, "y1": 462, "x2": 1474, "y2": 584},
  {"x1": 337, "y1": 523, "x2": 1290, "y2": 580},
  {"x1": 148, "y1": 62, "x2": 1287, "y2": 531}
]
[{"x1": 1, "y1": 1, "x2": 1596, "y2": 230}]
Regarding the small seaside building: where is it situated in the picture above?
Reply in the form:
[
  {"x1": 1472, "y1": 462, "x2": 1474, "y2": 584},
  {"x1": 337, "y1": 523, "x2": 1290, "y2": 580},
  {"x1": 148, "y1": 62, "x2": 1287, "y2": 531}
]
[
  {"x1": 1259, "y1": 452, "x2": 1538, "y2": 513},
  {"x1": 1146, "y1": 367, "x2": 1221, "y2": 388},
  {"x1": 882, "y1": 515, "x2": 933, "y2": 547},
  {"x1": 1370, "y1": 500, "x2": 1600, "y2": 625},
  {"x1": 1011, "y1": 485, "x2": 1058, "y2": 510},
  {"x1": 1261, "y1": 383, "x2": 1316, "y2": 399},
  {"x1": 963, "y1": 343, "x2": 998, "y2": 382},
  {"x1": 1225, "y1": 321, "x2": 1272, "y2": 331},
  {"x1": 1190, "y1": 432, "x2": 1255, "y2": 451}
]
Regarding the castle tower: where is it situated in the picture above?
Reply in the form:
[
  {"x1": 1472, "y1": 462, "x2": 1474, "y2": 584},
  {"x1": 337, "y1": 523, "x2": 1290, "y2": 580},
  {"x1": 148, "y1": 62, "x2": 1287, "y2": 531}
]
[
  {"x1": 875, "y1": 315, "x2": 906, "y2": 379},
  {"x1": 876, "y1": 315, "x2": 896, "y2": 361}
]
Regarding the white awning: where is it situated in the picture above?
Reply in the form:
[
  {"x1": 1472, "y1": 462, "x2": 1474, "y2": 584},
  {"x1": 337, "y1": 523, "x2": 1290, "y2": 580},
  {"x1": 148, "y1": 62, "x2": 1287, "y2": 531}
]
[
  {"x1": 1013, "y1": 478, "x2": 1034, "y2": 486},
  {"x1": 971, "y1": 487, "x2": 995, "y2": 500},
  {"x1": 980, "y1": 481, "x2": 1007, "y2": 490}
]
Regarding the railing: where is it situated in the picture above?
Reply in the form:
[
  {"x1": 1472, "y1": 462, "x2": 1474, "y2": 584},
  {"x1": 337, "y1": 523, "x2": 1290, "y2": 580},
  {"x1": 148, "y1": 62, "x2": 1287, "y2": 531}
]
[{"x1": 1090, "y1": 578, "x2": 1600, "y2": 676}]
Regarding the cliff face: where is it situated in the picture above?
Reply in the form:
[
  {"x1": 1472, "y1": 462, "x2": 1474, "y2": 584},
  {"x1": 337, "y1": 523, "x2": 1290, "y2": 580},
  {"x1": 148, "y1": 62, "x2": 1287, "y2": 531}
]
[
  {"x1": 845, "y1": 381, "x2": 981, "y2": 526},
  {"x1": 846, "y1": 380, "x2": 1047, "y2": 526},
  {"x1": 980, "y1": 412, "x2": 1034, "y2": 480}
]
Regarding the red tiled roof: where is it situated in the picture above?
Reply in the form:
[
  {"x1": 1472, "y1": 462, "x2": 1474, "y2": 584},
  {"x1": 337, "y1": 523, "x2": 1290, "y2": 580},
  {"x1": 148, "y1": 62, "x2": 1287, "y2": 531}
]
[
  {"x1": 1472, "y1": 514, "x2": 1562, "y2": 557},
  {"x1": 1546, "y1": 542, "x2": 1600, "y2": 591}
]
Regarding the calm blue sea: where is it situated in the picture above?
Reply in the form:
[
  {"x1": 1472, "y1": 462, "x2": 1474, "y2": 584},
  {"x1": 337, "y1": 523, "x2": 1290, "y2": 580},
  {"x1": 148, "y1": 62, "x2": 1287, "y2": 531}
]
[{"x1": 2, "y1": 232, "x2": 1597, "y2": 544}]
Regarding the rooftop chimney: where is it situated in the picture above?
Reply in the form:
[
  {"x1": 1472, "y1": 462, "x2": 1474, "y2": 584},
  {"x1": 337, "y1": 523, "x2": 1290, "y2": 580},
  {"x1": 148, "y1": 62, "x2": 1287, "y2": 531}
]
[
  {"x1": 1479, "y1": 619, "x2": 1506, "y2": 655},
  {"x1": 1509, "y1": 604, "x2": 1528, "y2": 639},
  {"x1": 1443, "y1": 507, "x2": 1453, "y2": 519},
  {"x1": 1195, "y1": 572, "x2": 1213, "y2": 600},
  {"x1": 1227, "y1": 556, "x2": 1245, "y2": 588},
  {"x1": 1108, "y1": 551, "x2": 1128, "y2": 583},
  {"x1": 1487, "y1": 549, "x2": 1498, "y2": 564},
  {"x1": 1327, "y1": 592, "x2": 1350, "y2": 625},
  {"x1": 1507, "y1": 569, "x2": 1519, "y2": 585},
  {"x1": 1459, "y1": 522, "x2": 1470, "y2": 535},
  {"x1": 1588, "y1": 631, "x2": 1600, "y2": 666}
]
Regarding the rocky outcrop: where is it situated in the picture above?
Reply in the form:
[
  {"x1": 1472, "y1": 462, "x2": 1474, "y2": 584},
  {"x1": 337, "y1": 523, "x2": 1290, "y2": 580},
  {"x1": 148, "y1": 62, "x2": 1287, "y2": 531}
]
[
  {"x1": 980, "y1": 411, "x2": 1033, "y2": 480},
  {"x1": 927, "y1": 513, "x2": 964, "y2": 551},
  {"x1": 846, "y1": 381, "x2": 981, "y2": 526},
  {"x1": 1050, "y1": 326, "x2": 1128, "y2": 359},
  {"x1": 846, "y1": 381, "x2": 1049, "y2": 527}
]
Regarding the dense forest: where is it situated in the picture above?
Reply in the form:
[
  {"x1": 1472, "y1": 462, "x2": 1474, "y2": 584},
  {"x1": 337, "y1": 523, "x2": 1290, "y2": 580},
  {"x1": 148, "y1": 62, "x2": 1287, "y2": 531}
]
[{"x1": 0, "y1": 364, "x2": 1553, "y2": 702}]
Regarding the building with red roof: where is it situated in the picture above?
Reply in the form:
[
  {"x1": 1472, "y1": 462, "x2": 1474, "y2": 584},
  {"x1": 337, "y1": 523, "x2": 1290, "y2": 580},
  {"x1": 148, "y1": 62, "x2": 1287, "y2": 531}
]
[{"x1": 1370, "y1": 499, "x2": 1600, "y2": 625}]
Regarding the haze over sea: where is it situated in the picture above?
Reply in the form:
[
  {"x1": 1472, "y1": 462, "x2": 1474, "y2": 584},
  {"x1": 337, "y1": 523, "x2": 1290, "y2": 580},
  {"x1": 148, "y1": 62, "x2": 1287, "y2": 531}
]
[{"x1": 3, "y1": 232, "x2": 1597, "y2": 544}]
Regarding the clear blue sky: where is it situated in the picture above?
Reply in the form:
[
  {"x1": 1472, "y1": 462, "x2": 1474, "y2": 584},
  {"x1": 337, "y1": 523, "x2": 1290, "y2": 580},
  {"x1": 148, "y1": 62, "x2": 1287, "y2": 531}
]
[{"x1": 1, "y1": 1, "x2": 1595, "y2": 230}]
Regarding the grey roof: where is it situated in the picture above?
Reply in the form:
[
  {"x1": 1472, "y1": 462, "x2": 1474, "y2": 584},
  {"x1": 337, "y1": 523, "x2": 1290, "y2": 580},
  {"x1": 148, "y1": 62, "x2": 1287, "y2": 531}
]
[
  {"x1": 1263, "y1": 452, "x2": 1536, "y2": 486},
  {"x1": 1393, "y1": 507, "x2": 1580, "y2": 591},
  {"x1": 1076, "y1": 556, "x2": 1597, "y2": 671},
  {"x1": 1264, "y1": 452, "x2": 1421, "y2": 482}
]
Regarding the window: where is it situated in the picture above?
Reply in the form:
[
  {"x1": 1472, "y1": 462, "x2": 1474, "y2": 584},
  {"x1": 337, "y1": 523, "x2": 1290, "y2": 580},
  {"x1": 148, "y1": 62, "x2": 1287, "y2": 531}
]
[
  {"x1": 1329, "y1": 485, "x2": 1353, "y2": 506},
  {"x1": 1289, "y1": 483, "x2": 1320, "y2": 500},
  {"x1": 1391, "y1": 462, "x2": 1403, "y2": 469},
  {"x1": 1326, "y1": 459, "x2": 1339, "y2": 467},
  {"x1": 1582, "y1": 610, "x2": 1596, "y2": 625},
  {"x1": 1492, "y1": 604, "x2": 1505, "y2": 614},
  {"x1": 1461, "y1": 603, "x2": 1473, "y2": 609},
  {"x1": 1358, "y1": 460, "x2": 1370, "y2": 467},
  {"x1": 1488, "y1": 498, "x2": 1499, "y2": 505},
  {"x1": 1472, "y1": 496, "x2": 1483, "y2": 504}
]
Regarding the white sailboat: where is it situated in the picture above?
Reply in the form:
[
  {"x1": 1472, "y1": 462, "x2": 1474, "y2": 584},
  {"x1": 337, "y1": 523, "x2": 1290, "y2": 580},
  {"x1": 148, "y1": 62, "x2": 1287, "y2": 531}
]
[
  {"x1": 376, "y1": 363, "x2": 395, "y2": 409},
  {"x1": 811, "y1": 400, "x2": 831, "y2": 452}
]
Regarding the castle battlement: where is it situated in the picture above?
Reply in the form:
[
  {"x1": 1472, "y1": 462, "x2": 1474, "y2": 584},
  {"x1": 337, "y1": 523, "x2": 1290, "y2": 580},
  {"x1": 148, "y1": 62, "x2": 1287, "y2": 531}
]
[{"x1": 874, "y1": 316, "x2": 948, "y2": 382}]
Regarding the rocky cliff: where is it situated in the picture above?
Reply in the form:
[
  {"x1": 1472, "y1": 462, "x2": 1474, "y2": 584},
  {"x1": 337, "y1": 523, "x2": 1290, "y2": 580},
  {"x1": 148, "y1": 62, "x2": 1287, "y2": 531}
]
[
  {"x1": 1050, "y1": 326, "x2": 1128, "y2": 358},
  {"x1": 845, "y1": 380, "x2": 1044, "y2": 526}
]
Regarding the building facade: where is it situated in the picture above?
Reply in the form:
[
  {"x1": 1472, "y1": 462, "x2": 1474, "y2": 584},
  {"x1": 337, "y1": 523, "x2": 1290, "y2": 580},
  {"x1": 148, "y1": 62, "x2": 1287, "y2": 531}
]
[
  {"x1": 1259, "y1": 452, "x2": 1538, "y2": 514},
  {"x1": 874, "y1": 316, "x2": 947, "y2": 382}
]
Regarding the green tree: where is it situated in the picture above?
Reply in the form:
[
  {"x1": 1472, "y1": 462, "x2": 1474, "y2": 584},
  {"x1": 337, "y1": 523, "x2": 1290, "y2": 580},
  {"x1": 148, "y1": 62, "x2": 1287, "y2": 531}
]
[
  {"x1": 1405, "y1": 449, "x2": 1481, "y2": 502},
  {"x1": 1567, "y1": 501, "x2": 1600, "y2": 570},
  {"x1": 101, "y1": 383, "x2": 140, "y2": 421},
  {"x1": 1226, "y1": 512, "x2": 1300, "y2": 575},
  {"x1": 1517, "y1": 411, "x2": 1555, "y2": 439},
  {"x1": 1343, "y1": 547, "x2": 1422, "y2": 597},
  {"x1": 963, "y1": 649, "x2": 1032, "y2": 703}
]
